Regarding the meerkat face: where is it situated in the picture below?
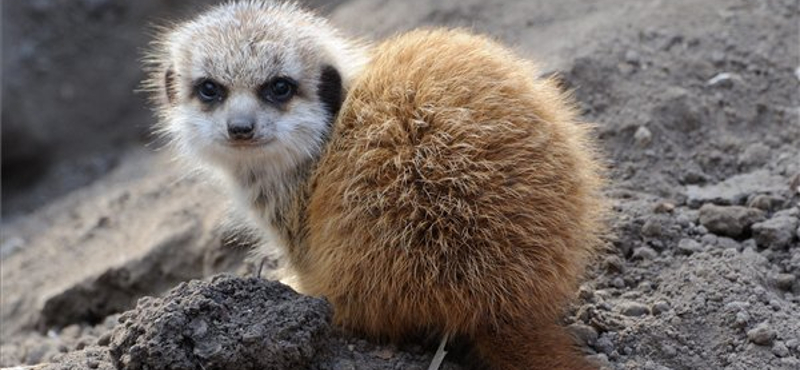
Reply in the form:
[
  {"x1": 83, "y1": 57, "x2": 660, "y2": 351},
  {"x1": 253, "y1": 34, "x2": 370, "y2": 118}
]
[{"x1": 150, "y1": 2, "x2": 357, "y2": 176}]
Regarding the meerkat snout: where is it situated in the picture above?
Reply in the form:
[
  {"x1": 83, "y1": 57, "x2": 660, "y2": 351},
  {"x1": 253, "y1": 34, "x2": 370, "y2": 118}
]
[{"x1": 226, "y1": 116, "x2": 256, "y2": 141}]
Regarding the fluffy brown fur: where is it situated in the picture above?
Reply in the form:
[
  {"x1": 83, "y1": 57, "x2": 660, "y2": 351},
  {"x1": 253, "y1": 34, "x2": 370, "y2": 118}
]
[
  {"x1": 150, "y1": 3, "x2": 606, "y2": 368},
  {"x1": 299, "y1": 30, "x2": 607, "y2": 369}
]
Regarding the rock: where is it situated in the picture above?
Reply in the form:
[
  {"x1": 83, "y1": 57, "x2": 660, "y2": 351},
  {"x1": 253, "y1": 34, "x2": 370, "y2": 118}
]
[
  {"x1": 109, "y1": 276, "x2": 335, "y2": 370},
  {"x1": 747, "y1": 194, "x2": 784, "y2": 212},
  {"x1": 632, "y1": 246, "x2": 658, "y2": 260},
  {"x1": 734, "y1": 311, "x2": 750, "y2": 328},
  {"x1": 737, "y1": 143, "x2": 771, "y2": 170},
  {"x1": 641, "y1": 218, "x2": 663, "y2": 237},
  {"x1": 772, "y1": 341, "x2": 790, "y2": 358},
  {"x1": 619, "y1": 301, "x2": 650, "y2": 317},
  {"x1": 568, "y1": 323, "x2": 599, "y2": 347},
  {"x1": 595, "y1": 335, "x2": 615, "y2": 355},
  {"x1": 634, "y1": 126, "x2": 653, "y2": 147},
  {"x1": 686, "y1": 170, "x2": 787, "y2": 208},
  {"x1": 774, "y1": 274, "x2": 796, "y2": 291},
  {"x1": 698, "y1": 204, "x2": 765, "y2": 238},
  {"x1": 654, "y1": 202, "x2": 676, "y2": 214},
  {"x1": 651, "y1": 301, "x2": 670, "y2": 315},
  {"x1": 746, "y1": 322, "x2": 776, "y2": 345},
  {"x1": 677, "y1": 238, "x2": 703, "y2": 255},
  {"x1": 752, "y1": 216, "x2": 799, "y2": 249},
  {"x1": 714, "y1": 237, "x2": 740, "y2": 250}
]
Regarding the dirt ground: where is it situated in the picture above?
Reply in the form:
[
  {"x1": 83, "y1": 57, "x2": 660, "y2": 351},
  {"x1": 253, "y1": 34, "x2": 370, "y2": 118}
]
[{"x1": 1, "y1": 0, "x2": 798, "y2": 369}]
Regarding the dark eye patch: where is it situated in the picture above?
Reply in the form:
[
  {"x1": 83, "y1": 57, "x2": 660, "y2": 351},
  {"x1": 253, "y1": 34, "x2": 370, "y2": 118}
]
[
  {"x1": 317, "y1": 65, "x2": 342, "y2": 120},
  {"x1": 193, "y1": 78, "x2": 227, "y2": 103}
]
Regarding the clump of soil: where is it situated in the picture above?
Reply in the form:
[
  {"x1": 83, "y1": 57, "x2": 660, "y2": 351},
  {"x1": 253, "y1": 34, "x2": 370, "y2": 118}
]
[{"x1": 43, "y1": 275, "x2": 462, "y2": 370}]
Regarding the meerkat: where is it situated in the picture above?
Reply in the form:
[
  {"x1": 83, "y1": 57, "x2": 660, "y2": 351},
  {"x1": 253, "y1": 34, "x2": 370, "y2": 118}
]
[{"x1": 146, "y1": 2, "x2": 607, "y2": 369}]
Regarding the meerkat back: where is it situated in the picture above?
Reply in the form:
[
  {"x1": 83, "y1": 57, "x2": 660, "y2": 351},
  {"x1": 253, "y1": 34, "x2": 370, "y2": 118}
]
[{"x1": 304, "y1": 29, "x2": 605, "y2": 370}]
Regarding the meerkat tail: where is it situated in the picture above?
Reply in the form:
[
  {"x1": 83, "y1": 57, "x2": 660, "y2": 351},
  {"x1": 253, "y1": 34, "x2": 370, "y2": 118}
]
[{"x1": 475, "y1": 319, "x2": 598, "y2": 370}]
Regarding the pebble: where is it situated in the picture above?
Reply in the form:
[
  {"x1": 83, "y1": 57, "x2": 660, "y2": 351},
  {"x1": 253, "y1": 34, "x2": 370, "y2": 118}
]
[
  {"x1": 747, "y1": 194, "x2": 783, "y2": 212},
  {"x1": 677, "y1": 238, "x2": 703, "y2": 255},
  {"x1": 654, "y1": 202, "x2": 676, "y2": 214},
  {"x1": 734, "y1": 312, "x2": 749, "y2": 328},
  {"x1": 752, "y1": 216, "x2": 799, "y2": 249},
  {"x1": 715, "y1": 237, "x2": 740, "y2": 250},
  {"x1": 641, "y1": 218, "x2": 663, "y2": 237},
  {"x1": 624, "y1": 49, "x2": 641, "y2": 65},
  {"x1": 737, "y1": 143, "x2": 771, "y2": 170},
  {"x1": 651, "y1": 301, "x2": 670, "y2": 315},
  {"x1": 746, "y1": 322, "x2": 776, "y2": 345},
  {"x1": 632, "y1": 246, "x2": 658, "y2": 260},
  {"x1": 595, "y1": 335, "x2": 615, "y2": 355},
  {"x1": 634, "y1": 126, "x2": 653, "y2": 147},
  {"x1": 698, "y1": 204, "x2": 765, "y2": 238},
  {"x1": 568, "y1": 323, "x2": 599, "y2": 347},
  {"x1": 619, "y1": 301, "x2": 650, "y2": 317},
  {"x1": 612, "y1": 277, "x2": 626, "y2": 289},
  {"x1": 772, "y1": 341, "x2": 790, "y2": 357},
  {"x1": 586, "y1": 353, "x2": 612, "y2": 369}
]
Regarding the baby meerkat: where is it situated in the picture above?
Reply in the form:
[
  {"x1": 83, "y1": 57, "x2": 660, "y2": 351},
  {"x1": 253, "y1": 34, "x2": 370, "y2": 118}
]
[{"x1": 147, "y1": 2, "x2": 607, "y2": 369}]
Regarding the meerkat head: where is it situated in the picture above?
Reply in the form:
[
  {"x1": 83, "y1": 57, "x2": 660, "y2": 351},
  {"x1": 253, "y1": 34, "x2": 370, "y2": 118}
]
[{"x1": 145, "y1": 1, "x2": 366, "y2": 178}]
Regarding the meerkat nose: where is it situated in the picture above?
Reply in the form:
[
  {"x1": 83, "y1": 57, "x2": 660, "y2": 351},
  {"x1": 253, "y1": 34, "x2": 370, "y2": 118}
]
[{"x1": 227, "y1": 117, "x2": 256, "y2": 140}]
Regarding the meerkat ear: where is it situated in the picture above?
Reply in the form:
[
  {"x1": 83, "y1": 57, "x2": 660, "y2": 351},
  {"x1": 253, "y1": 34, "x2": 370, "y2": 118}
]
[
  {"x1": 164, "y1": 67, "x2": 177, "y2": 105},
  {"x1": 317, "y1": 65, "x2": 343, "y2": 120}
]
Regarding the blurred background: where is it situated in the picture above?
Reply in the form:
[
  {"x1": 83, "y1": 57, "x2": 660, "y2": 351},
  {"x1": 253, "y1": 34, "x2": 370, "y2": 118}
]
[{"x1": 1, "y1": 0, "x2": 352, "y2": 218}]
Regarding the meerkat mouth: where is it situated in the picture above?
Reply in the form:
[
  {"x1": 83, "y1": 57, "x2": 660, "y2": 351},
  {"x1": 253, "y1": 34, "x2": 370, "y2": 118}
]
[{"x1": 223, "y1": 138, "x2": 275, "y2": 149}]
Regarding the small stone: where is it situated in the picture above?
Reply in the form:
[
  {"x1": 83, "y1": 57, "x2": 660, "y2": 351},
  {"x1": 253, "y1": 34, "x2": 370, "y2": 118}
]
[
  {"x1": 677, "y1": 238, "x2": 703, "y2": 255},
  {"x1": 651, "y1": 301, "x2": 670, "y2": 315},
  {"x1": 747, "y1": 194, "x2": 784, "y2": 212},
  {"x1": 775, "y1": 274, "x2": 796, "y2": 291},
  {"x1": 642, "y1": 218, "x2": 663, "y2": 237},
  {"x1": 568, "y1": 323, "x2": 599, "y2": 347},
  {"x1": 734, "y1": 311, "x2": 750, "y2": 328},
  {"x1": 752, "y1": 216, "x2": 799, "y2": 249},
  {"x1": 612, "y1": 277, "x2": 626, "y2": 289},
  {"x1": 654, "y1": 202, "x2": 676, "y2": 214},
  {"x1": 624, "y1": 50, "x2": 641, "y2": 64},
  {"x1": 632, "y1": 246, "x2": 658, "y2": 260},
  {"x1": 772, "y1": 341, "x2": 790, "y2": 357},
  {"x1": 634, "y1": 126, "x2": 653, "y2": 147},
  {"x1": 619, "y1": 301, "x2": 650, "y2": 317},
  {"x1": 737, "y1": 143, "x2": 771, "y2": 170},
  {"x1": 715, "y1": 237, "x2": 740, "y2": 250},
  {"x1": 586, "y1": 353, "x2": 612, "y2": 369},
  {"x1": 698, "y1": 204, "x2": 765, "y2": 238},
  {"x1": 747, "y1": 322, "x2": 776, "y2": 345},
  {"x1": 595, "y1": 336, "x2": 615, "y2": 355}
]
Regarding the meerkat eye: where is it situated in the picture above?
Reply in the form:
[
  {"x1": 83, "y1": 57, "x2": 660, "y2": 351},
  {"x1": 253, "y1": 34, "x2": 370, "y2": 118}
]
[
  {"x1": 261, "y1": 77, "x2": 296, "y2": 103},
  {"x1": 195, "y1": 79, "x2": 225, "y2": 103}
]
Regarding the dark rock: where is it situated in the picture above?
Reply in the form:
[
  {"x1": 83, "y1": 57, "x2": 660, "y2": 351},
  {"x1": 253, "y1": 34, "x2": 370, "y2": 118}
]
[
  {"x1": 109, "y1": 276, "x2": 333, "y2": 370},
  {"x1": 752, "y1": 215, "x2": 799, "y2": 249},
  {"x1": 619, "y1": 301, "x2": 650, "y2": 317},
  {"x1": 698, "y1": 204, "x2": 765, "y2": 238}
]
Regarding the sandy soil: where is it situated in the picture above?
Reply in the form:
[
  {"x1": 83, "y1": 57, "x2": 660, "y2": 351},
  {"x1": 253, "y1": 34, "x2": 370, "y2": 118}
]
[{"x1": 1, "y1": 0, "x2": 798, "y2": 369}]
